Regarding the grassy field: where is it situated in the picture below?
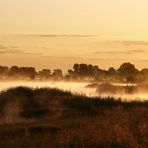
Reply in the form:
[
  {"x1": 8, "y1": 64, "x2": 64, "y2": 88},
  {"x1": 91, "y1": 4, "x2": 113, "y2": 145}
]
[{"x1": 0, "y1": 87, "x2": 147, "y2": 147}]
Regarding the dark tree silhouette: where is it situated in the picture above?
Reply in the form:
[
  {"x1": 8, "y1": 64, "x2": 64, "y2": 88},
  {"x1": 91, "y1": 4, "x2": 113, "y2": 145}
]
[
  {"x1": 141, "y1": 68, "x2": 148, "y2": 75},
  {"x1": 39, "y1": 69, "x2": 51, "y2": 79},
  {"x1": 72, "y1": 63, "x2": 100, "y2": 77},
  {"x1": 9, "y1": 66, "x2": 20, "y2": 76},
  {"x1": 93, "y1": 65, "x2": 100, "y2": 75},
  {"x1": 19, "y1": 67, "x2": 37, "y2": 79},
  {"x1": 117, "y1": 63, "x2": 139, "y2": 82},
  {"x1": 117, "y1": 63, "x2": 139, "y2": 76},
  {"x1": 0, "y1": 62, "x2": 146, "y2": 82},
  {"x1": 9, "y1": 66, "x2": 37, "y2": 79},
  {"x1": 0, "y1": 66, "x2": 9, "y2": 75},
  {"x1": 52, "y1": 69, "x2": 63, "y2": 79},
  {"x1": 68, "y1": 69, "x2": 74, "y2": 75},
  {"x1": 108, "y1": 67, "x2": 117, "y2": 75},
  {"x1": 73, "y1": 63, "x2": 79, "y2": 74}
]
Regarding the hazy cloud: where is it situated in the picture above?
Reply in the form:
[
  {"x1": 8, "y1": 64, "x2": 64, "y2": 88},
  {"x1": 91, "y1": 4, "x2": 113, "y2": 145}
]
[
  {"x1": 104, "y1": 40, "x2": 148, "y2": 47},
  {"x1": 0, "y1": 45, "x2": 8, "y2": 50},
  {"x1": 25, "y1": 34, "x2": 95, "y2": 38},
  {"x1": 0, "y1": 49, "x2": 22, "y2": 54},
  {"x1": 43, "y1": 56, "x2": 131, "y2": 62},
  {"x1": 95, "y1": 49, "x2": 146, "y2": 55},
  {"x1": 0, "y1": 44, "x2": 42, "y2": 55},
  {"x1": 44, "y1": 55, "x2": 83, "y2": 60},
  {"x1": 0, "y1": 49, "x2": 42, "y2": 55}
]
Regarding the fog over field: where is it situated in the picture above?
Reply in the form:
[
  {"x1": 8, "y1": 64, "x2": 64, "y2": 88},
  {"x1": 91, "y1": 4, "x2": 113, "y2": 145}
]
[
  {"x1": 0, "y1": 81, "x2": 148, "y2": 101},
  {"x1": 0, "y1": 81, "x2": 95, "y2": 96}
]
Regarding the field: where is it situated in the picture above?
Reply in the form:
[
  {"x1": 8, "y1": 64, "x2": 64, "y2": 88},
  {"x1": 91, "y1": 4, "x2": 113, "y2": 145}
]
[{"x1": 0, "y1": 87, "x2": 147, "y2": 147}]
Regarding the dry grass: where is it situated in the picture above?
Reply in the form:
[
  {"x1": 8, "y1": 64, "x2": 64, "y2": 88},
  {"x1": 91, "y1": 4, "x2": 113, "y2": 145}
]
[{"x1": 0, "y1": 87, "x2": 147, "y2": 147}]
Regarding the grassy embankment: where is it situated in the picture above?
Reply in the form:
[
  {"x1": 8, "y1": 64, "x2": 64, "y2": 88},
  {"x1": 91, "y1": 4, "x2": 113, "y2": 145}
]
[{"x1": 0, "y1": 87, "x2": 147, "y2": 147}]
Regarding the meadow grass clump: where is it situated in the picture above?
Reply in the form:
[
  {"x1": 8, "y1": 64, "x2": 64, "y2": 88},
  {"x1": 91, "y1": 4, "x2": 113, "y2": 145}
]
[
  {"x1": 0, "y1": 87, "x2": 73, "y2": 120},
  {"x1": 122, "y1": 100, "x2": 148, "y2": 108},
  {"x1": 62, "y1": 96, "x2": 123, "y2": 115},
  {"x1": 34, "y1": 87, "x2": 72, "y2": 97},
  {"x1": 0, "y1": 87, "x2": 50, "y2": 119}
]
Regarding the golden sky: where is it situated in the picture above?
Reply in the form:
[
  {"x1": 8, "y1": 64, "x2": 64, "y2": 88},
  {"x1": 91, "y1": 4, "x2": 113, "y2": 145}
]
[
  {"x1": 0, "y1": 0, "x2": 148, "y2": 38},
  {"x1": 0, "y1": 0, "x2": 148, "y2": 70}
]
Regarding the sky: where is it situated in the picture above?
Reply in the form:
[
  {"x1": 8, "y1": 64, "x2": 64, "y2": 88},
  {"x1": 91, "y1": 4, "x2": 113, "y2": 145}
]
[{"x1": 0, "y1": 0, "x2": 148, "y2": 71}]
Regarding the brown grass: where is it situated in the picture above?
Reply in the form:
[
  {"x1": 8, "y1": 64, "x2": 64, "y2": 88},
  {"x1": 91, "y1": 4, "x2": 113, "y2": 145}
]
[{"x1": 0, "y1": 87, "x2": 147, "y2": 147}]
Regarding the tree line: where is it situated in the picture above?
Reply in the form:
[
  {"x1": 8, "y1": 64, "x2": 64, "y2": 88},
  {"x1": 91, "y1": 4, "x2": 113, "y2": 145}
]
[
  {"x1": 0, "y1": 63, "x2": 148, "y2": 82},
  {"x1": 0, "y1": 65, "x2": 62, "y2": 80}
]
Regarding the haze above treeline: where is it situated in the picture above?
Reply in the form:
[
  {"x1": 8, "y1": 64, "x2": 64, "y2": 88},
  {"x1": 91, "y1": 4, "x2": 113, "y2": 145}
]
[{"x1": 0, "y1": 62, "x2": 148, "y2": 83}]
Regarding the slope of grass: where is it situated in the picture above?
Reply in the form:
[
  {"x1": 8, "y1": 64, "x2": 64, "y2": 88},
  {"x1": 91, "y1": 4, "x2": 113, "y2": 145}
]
[{"x1": 0, "y1": 87, "x2": 147, "y2": 147}]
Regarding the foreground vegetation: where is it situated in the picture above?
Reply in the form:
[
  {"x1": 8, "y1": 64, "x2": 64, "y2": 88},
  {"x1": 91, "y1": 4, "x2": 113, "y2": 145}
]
[{"x1": 0, "y1": 87, "x2": 147, "y2": 147}]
